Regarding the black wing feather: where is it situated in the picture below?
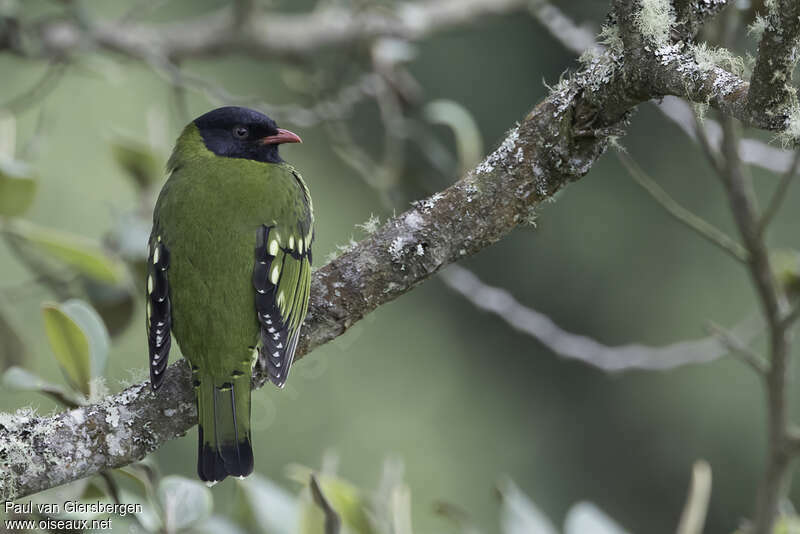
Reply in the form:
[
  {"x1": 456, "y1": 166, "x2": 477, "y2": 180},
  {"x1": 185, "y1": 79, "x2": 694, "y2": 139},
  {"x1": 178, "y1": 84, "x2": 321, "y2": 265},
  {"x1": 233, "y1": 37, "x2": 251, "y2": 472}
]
[
  {"x1": 253, "y1": 225, "x2": 311, "y2": 387},
  {"x1": 147, "y1": 239, "x2": 172, "y2": 390}
]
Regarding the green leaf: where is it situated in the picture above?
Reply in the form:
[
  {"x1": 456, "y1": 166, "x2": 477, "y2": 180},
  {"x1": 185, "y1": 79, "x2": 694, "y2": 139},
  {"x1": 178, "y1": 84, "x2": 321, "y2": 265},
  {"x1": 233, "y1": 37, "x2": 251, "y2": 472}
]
[
  {"x1": 497, "y1": 478, "x2": 557, "y2": 534},
  {"x1": 309, "y1": 475, "x2": 342, "y2": 534},
  {"x1": 0, "y1": 159, "x2": 37, "y2": 217},
  {"x1": 117, "y1": 458, "x2": 159, "y2": 498},
  {"x1": 237, "y1": 474, "x2": 298, "y2": 534},
  {"x1": 294, "y1": 471, "x2": 374, "y2": 534},
  {"x1": 110, "y1": 137, "x2": 162, "y2": 190},
  {"x1": 59, "y1": 299, "x2": 110, "y2": 378},
  {"x1": 42, "y1": 303, "x2": 92, "y2": 395},
  {"x1": 2, "y1": 365, "x2": 50, "y2": 390},
  {"x1": 157, "y1": 475, "x2": 213, "y2": 533},
  {"x1": 771, "y1": 249, "x2": 800, "y2": 298},
  {"x1": 2, "y1": 366, "x2": 83, "y2": 407},
  {"x1": 119, "y1": 488, "x2": 162, "y2": 532},
  {"x1": 9, "y1": 219, "x2": 127, "y2": 284},
  {"x1": 30, "y1": 477, "x2": 90, "y2": 514},
  {"x1": 564, "y1": 503, "x2": 628, "y2": 534}
]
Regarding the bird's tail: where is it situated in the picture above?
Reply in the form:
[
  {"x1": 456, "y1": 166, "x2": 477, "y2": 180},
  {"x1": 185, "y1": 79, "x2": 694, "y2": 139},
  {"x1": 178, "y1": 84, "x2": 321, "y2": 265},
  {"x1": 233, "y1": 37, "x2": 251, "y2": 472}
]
[{"x1": 195, "y1": 370, "x2": 254, "y2": 483}]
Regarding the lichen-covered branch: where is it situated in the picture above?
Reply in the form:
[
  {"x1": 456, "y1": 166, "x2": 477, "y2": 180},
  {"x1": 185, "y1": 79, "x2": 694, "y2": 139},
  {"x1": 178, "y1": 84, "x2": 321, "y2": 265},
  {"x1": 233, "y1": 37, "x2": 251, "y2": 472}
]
[
  {"x1": 673, "y1": 0, "x2": 729, "y2": 41},
  {"x1": 608, "y1": 0, "x2": 778, "y2": 131},
  {"x1": 747, "y1": 0, "x2": 800, "y2": 128},
  {"x1": 531, "y1": 1, "x2": 798, "y2": 173}
]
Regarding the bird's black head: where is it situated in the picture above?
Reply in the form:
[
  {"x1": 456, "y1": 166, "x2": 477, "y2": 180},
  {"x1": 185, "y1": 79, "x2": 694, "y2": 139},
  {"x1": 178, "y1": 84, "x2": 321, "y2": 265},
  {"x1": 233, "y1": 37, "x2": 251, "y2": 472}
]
[{"x1": 193, "y1": 106, "x2": 302, "y2": 164}]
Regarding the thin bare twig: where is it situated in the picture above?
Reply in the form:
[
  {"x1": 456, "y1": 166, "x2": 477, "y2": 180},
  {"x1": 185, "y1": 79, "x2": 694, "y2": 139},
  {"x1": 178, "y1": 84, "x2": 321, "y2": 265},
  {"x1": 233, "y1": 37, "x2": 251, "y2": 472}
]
[
  {"x1": 759, "y1": 150, "x2": 800, "y2": 234},
  {"x1": 616, "y1": 149, "x2": 748, "y2": 262},
  {"x1": 706, "y1": 321, "x2": 768, "y2": 375},
  {"x1": 719, "y1": 117, "x2": 793, "y2": 534},
  {"x1": 691, "y1": 111, "x2": 725, "y2": 177},
  {"x1": 440, "y1": 265, "x2": 762, "y2": 372}
]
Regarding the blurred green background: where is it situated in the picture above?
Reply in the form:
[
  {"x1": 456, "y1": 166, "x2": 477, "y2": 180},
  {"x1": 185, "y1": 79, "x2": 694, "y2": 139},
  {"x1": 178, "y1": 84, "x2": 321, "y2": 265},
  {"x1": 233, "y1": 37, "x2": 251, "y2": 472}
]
[{"x1": 0, "y1": 1, "x2": 794, "y2": 532}]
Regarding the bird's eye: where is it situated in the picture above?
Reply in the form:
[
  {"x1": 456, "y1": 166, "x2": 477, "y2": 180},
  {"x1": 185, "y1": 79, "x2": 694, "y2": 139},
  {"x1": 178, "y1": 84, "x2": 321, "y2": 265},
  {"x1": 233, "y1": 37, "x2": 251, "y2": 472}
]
[{"x1": 232, "y1": 126, "x2": 249, "y2": 139}]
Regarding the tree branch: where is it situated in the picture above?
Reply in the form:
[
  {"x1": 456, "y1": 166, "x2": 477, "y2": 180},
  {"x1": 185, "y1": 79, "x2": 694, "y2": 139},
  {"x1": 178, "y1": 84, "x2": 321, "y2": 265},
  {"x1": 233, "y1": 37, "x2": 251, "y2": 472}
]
[
  {"x1": 440, "y1": 265, "x2": 762, "y2": 372},
  {"x1": 747, "y1": 0, "x2": 800, "y2": 128},
  {"x1": 23, "y1": 0, "x2": 530, "y2": 62},
  {"x1": 616, "y1": 148, "x2": 748, "y2": 262},
  {"x1": 718, "y1": 117, "x2": 793, "y2": 534},
  {"x1": 528, "y1": 1, "x2": 798, "y2": 174}
]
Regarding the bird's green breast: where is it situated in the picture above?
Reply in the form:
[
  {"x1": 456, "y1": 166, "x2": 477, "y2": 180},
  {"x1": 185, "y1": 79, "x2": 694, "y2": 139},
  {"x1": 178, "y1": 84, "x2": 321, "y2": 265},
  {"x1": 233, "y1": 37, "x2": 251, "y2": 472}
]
[{"x1": 153, "y1": 125, "x2": 311, "y2": 374}]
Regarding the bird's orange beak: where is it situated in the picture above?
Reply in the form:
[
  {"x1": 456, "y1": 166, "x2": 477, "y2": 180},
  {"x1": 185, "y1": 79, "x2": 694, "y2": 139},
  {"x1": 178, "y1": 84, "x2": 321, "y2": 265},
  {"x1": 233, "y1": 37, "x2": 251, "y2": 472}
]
[{"x1": 261, "y1": 128, "x2": 302, "y2": 145}]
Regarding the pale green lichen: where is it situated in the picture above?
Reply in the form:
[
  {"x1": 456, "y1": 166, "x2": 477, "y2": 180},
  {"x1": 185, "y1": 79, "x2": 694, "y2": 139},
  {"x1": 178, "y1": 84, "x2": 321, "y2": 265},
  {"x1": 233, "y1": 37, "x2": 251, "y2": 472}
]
[
  {"x1": 523, "y1": 206, "x2": 538, "y2": 228},
  {"x1": 634, "y1": 0, "x2": 675, "y2": 46},
  {"x1": 693, "y1": 102, "x2": 710, "y2": 124},
  {"x1": 475, "y1": 127, "x2": 520, "y2": 175},
  {"x1": 105, "y1": 405, "x2": 120, "y2": 428},
  {"x1": 598, "y1": 24, "x2": 623, "y2": 52},
  {"x1": 777, "y1": 105, "x2": 800, "y2": 148},
  {"x1": 747, "y1": 15, "x2": 769, "y2": 41},
  {"x1": 118, "y1": 367, "x2": 149, "y2": 389},
  {"x1": 0, "y1": 407, "x2": 64, "y2": 500},
  {"x1": 691, "y1": 42, "x2": 745, "y2": 76},
  {"x1": 403, "y1": 210, "x2": 424, "y2": 231},
  {"x1": 543, "y1": 72, "x2": 571, "y2": 95},
  {"x1": 356, "y1": 214, "x2": 381, "y2": 234},
  {"x1": 89, "y1": 376, "x2": 109, "y2": 403},
  {"x1": 414, "y1": 192, "x2": 444, "y2": 213},
  {"x1": 324, "y1": 237, "x2": 358, "y2": 263},
  {"x1": 388, "y1": 237, "x2": 405, "y2": 262}
]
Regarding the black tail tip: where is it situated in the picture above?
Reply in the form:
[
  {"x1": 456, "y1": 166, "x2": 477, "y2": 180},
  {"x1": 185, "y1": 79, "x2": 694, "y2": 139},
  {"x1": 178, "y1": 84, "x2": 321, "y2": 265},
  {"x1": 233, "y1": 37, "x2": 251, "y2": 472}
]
[
  {"x1": 220, "y1": 439, "x2": 254, "y2": 477},
  {"x1": 197, "y1": 434, "x2": 254, "y2": 482}
]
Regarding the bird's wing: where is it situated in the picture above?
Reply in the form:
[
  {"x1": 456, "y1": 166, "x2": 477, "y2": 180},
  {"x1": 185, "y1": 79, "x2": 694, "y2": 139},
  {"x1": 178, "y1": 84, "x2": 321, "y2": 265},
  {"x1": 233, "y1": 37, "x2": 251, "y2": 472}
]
[
  {"x1": 146, "y1": 236, "x2": 172, "y2": 390},
  {"x1": 253, "y1": 218, "x2": 313, "y2": 387}
]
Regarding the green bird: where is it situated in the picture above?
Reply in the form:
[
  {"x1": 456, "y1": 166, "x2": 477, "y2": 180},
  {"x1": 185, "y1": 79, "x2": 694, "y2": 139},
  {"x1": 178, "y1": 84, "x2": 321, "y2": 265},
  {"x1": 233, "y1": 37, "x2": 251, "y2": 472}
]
[{"x1": 146, "y1": 107, "x2": 314, "y2": 482}]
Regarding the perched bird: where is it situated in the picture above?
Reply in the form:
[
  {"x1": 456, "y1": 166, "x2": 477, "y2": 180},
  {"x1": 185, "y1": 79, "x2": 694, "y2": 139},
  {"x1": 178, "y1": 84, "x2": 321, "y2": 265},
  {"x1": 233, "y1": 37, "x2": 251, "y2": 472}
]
[{"x1": 146, "y1": 107, "x2": 314, "y2": 483}]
